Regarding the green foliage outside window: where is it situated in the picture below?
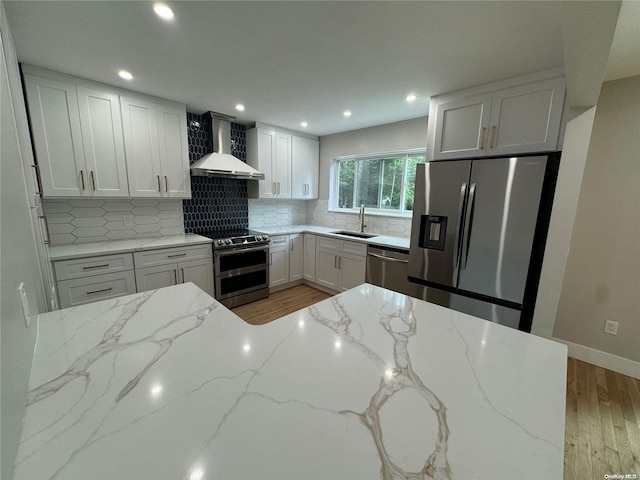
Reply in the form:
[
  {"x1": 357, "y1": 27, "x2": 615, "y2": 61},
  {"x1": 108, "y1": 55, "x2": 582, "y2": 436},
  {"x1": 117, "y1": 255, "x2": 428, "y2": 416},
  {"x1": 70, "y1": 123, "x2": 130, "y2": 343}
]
[{"x1": 335, "y1": 151, "x2": 424, "y2": 214}]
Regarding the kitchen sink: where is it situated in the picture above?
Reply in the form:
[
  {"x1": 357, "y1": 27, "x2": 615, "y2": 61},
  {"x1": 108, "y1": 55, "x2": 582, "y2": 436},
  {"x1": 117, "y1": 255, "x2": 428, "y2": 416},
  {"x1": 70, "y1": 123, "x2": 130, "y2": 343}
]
[{"x1": 331, "y1": 230, "x2": 378, "y2": 239}]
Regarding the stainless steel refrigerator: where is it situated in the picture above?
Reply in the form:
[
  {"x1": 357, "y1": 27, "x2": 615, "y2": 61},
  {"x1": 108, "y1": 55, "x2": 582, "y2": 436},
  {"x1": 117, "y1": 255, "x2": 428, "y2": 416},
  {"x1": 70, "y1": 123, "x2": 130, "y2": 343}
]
[{"x1": 408, "y1": 153, "x2": 559, "y2": 331}]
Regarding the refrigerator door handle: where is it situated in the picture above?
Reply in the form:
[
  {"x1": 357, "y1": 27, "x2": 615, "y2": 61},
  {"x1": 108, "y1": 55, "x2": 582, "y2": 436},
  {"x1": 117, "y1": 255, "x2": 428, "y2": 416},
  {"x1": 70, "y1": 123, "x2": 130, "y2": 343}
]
[
  {"x1": 453, "y1": 183, "x2": 468, "y2": 269},
  {"x1": 461, "y1": 183, "x2": 477, "y2": 270}
]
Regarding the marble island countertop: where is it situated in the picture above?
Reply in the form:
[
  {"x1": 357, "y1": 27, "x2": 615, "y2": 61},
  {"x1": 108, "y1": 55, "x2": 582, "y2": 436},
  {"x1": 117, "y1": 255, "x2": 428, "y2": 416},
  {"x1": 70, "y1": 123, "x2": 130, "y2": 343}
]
[{"x1": 15, "y1": 283, "x2": 567, "y2": 480}]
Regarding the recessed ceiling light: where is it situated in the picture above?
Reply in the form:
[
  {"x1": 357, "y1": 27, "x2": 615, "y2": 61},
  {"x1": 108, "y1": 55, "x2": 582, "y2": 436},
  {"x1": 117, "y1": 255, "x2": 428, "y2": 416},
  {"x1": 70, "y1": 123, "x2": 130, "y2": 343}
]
[
  {"x1": 118, "y1": 70, "x2": 133, "y2": 81},
  {"x1": 235, "y1": 103, "x2": 245, "y2": 112},
  {"x1": 405, "y1": 94, "x2": 417, "y2": 103},
  {"x1": 300, "y1": 121, "x2": 308, "y2": 128},
  {"x1": 343, "y1": 110, "x2": 352, "y2": 118},
  {"x1": 153, "y1": 3, "x2": 174, "y2": 20}
]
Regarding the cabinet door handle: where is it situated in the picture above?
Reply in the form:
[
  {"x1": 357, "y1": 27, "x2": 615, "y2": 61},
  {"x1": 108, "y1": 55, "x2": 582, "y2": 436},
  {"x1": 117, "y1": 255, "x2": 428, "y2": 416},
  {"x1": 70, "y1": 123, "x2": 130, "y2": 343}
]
[
  {"x1": 167, "y1": 253, "x2": 187, "y2": 258},
  {"x1": 480, "y1": 127, "x2": 487, "y2": 150},
  {"x1": 39, "y1": 215, "x2": 51, "y2": 245},
  {"x1": 181, "y1": 267, "x2": 185, "y2": 283},
  {"x1": 90, "y1": 171, "x2": 96, "y2": 190},
  {"x1": 31, "y1": 165, "x2": 43, "y2": 197},
  {"x1": 290, "y1": 241, "x2": 293, "y2": 252},
  {"x1": 157, "y1": 175, "x2": 162, "y2": 192},
  {"x1": 277, "y1": 182, "x2": 280, "y2": 194},
  {"x1": 83, "y1": 264, "x2": 110, "y2": 270},
  {"x1": 269, "y1": 253, "x2": 273, "y2": 265},
  {"x1": 334, "y1": 255, "x2": 337, "y2": 269},
  {"x1": 490, "y1": 126, "x2": 496, "y2": 148},
  {"x1": 164, "y1": 176, "x2": 169, "y2": 192},
  {"x1": 87, "y1": 287, "x2": 113, "y2": 295},
  {"x1": 80, "y1": 170, "x2": 86, "y2": 191},
  {"x1": 173, "y1": 269, "x2": 178, "y2": 284},
  {"x1": 338, "y1": 256, "x2": 342, "y2": 269}
]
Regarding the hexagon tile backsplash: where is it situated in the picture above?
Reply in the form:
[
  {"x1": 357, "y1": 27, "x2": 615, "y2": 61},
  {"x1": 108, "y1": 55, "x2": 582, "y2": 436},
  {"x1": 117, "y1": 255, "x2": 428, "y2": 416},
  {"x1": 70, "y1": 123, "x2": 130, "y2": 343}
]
[{"x1": 42, "y1": 198, "x2": 184, "y2": 245}]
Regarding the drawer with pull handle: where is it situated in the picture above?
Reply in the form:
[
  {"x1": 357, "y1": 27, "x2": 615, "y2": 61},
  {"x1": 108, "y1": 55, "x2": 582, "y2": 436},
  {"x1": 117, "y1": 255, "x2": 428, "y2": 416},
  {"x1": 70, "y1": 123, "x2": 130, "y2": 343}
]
[
  {"x1": 57, "y1": 271, "x2": 136, "y2": 308},
  {"x1": 133, "y1": 244, "x2": 212, "y2": 268},
  {"x1": 54, "y1": 253, "x2": 134, "y2": 281}
]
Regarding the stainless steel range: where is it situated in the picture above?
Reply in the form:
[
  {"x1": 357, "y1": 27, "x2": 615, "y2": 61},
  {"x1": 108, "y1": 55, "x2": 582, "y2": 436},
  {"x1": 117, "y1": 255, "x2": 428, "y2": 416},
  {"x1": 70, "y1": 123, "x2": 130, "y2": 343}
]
[{"x1": 200, "y1": 229, "x2": 270, "y2": 308}]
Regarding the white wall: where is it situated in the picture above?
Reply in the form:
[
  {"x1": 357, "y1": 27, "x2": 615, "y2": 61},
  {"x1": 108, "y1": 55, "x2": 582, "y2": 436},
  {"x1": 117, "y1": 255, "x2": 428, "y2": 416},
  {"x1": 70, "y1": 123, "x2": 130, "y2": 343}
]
[
  {"x1": 552, "y1": 76, "x2": 640, "y2": 372},
  {"x1": 318, "y1": 117, "x2": 428, "y2": 199},
  {"x1": 1, "y1": 3, "x2": 48, "y2": 478}
]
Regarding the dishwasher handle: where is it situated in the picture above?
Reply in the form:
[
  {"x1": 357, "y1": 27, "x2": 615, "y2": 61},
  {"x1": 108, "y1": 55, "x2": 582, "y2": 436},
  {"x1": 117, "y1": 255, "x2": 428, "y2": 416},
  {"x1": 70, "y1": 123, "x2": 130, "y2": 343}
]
[{"x1": 367, "y1": 252, "x2": 409, "y2": 264}]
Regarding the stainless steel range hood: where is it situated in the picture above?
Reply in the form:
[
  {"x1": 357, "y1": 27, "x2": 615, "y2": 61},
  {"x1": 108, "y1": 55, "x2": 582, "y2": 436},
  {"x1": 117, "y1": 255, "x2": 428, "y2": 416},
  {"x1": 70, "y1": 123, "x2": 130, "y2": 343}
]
[{"x1": 190, "y1": 112, "x2": 265, "y2": 180}]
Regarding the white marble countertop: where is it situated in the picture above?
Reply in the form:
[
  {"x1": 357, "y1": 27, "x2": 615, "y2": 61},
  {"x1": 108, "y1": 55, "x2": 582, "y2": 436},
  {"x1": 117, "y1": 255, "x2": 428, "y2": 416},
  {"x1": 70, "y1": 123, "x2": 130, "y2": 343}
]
[
  {"x1": 256, "y1": 224, "x2": 411, "y2": 250},
  {"x1": 47, "y1": 234, "x2": 213, "y2": 261},
  {"x1": 15, "y1": 283, "x2": 567, "y2": 480}
]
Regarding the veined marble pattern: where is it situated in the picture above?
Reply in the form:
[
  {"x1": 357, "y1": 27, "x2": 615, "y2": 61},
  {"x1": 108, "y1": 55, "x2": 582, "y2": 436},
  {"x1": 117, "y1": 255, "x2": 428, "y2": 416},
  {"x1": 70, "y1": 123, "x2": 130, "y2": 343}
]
[{"x1": 15, "y1": 283, "x2": 566, "y2": 480}]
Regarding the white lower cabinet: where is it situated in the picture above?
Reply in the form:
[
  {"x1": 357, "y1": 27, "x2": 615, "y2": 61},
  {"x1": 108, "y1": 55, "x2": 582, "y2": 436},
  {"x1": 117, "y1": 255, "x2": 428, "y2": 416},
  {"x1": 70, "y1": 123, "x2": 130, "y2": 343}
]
[
  {"x1": 54, "y1": 244, "x2": 215, "y2": 308},
  {"x1": 54, "y1": 252, "x2": 136, "y2": 308},
  {"x1": 269, "y1": 235, "x2": 290, "y2": 287},
  {"x1": 314, "y1": 236, "x2": 366, "y2": 292},
  {"x1": 303, "y1": 234, "x2": 316, "y2": 282},
  {"x1": 57, "y1": 271, "x2": 136, "y2": 308},
  {"x1": 133, "y1": 245, "x2": 214, "y2": 296},
  {"x1": 134, "y1": 257, "x2": 213, "y2": 295},
  {"x1": 315, "y1": 247, "x2": 340, "y2": 290},
  {"x1": 289, "y1": 234, "x2": 303, "y2": 282}
]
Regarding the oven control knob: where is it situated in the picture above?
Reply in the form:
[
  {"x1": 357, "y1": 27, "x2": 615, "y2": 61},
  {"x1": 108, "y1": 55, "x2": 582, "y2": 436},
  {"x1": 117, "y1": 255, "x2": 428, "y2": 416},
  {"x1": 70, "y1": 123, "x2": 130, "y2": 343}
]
[
  {"x1": 257, "y1": 235, "x2": 263, "y2": 241},
  {"x1": 263, "y1": 235, "x2": 269, "y2": 241},
  {"x1": 225, "y1": 239, "x2": 232, "y2": 245},
  {"x1": 217, "y1": 240, "x2": 223, "y2": 245}
]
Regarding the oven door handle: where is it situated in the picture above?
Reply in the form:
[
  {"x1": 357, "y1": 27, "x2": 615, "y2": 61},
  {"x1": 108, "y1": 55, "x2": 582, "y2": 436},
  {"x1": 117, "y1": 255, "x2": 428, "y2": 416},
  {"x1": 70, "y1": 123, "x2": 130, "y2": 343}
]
[{"x1": 215, "y1": 244, "x2": 269, "y2": 257}]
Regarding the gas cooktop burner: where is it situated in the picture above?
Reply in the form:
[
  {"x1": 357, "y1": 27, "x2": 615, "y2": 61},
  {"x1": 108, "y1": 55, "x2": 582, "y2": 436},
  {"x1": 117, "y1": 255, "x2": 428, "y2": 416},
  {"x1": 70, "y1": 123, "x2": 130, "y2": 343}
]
[{"x1": 200, "y1": 229, "x2": 270, "y2": 249}]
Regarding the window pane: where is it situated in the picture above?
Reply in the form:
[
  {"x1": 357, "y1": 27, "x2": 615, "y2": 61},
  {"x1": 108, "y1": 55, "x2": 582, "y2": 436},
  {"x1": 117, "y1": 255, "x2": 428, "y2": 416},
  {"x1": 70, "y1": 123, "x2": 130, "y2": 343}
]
[
  {"x1": 381, "y1": 157, "x2": 403, "y2": 210},
  {"x1": 356, "y1": 159, "x2": 382, "y2": 208},
  {"x1": 404, "y1": 155, "x2": 424, "y2": 211},
  {"x1": 337, "y1": 161, "x2": 355, "y2": 208}
]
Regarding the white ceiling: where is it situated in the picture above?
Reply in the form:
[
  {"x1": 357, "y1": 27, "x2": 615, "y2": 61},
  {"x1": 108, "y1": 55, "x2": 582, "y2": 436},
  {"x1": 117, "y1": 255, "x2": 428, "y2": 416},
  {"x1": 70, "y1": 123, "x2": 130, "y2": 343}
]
[{"x1": 4, "y1": 1, "x2": 637, "y2": 136}]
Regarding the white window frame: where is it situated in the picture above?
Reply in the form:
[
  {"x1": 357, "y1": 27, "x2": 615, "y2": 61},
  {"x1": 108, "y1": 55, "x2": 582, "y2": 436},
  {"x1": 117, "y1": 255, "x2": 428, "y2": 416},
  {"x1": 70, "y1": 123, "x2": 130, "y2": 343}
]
[{"x1": 329, "y1": 148, "x2": 426, "y2": 218}]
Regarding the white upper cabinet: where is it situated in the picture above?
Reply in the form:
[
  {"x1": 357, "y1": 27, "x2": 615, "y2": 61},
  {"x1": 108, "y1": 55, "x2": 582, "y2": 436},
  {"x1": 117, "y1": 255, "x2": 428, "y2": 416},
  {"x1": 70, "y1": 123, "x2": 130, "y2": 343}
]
[
  {"x1": 76, "y1": 86, "x2": 129, "y2": 196},
  {"x1": 24, "y1": 74, "x2": 88, "y2": 196},
  {"x1": 121, "y1": 97, "x2": 191, "y2": 198},
  {"x1": 22, "y1": 66, "x2": 190, "y2": 199},
  {"x1": 487, "y1": 78, "x2": 565, "y2": 155},
  {"x1": 247, "y1": 124, "x2": 318, "y2": 200},
  {"x1": 274, "y1": 131, "x2": 292, "y2": 198},
  {"x1": 432, "y1": 92, "x2": 492, "y2": 161},
  {"x1": 429, "y1": 76, "x2": 565, "y2": 160},
  {"x1": 156, "y1": 103, "x2": 191, "y2": 197},
  {"x1": 120, "y1": 96, "x2": 161, "y2": 196},
  {"x1": 291, "y1": 136, "x2": 319, "y2": 199},
  {"x1": 247, "y1": 127, "x2": 292, "y2": 199}
]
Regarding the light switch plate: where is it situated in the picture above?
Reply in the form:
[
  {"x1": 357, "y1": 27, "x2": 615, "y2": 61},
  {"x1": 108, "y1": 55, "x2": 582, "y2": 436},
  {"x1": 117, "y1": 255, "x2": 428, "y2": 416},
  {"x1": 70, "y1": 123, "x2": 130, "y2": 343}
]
[
  {"x1": 18, "y1": 282, "x2": 31, "y2": 327},
  {"x1": 604, "y1": 320, "x2": 618, "y2": 335}
]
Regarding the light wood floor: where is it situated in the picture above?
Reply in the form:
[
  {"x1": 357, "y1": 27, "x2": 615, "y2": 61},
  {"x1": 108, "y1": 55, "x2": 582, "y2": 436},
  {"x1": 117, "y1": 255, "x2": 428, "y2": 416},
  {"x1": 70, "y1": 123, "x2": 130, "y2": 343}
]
[
  {"x1": 231, "y1": 284, "x2": 332, "y2": 325},
  {"x1": 232, "y1": 287, "x2": 640, "y2": 478},
  {"x1": 565, "y1": 357, "x2": 640, "y2": 480}
]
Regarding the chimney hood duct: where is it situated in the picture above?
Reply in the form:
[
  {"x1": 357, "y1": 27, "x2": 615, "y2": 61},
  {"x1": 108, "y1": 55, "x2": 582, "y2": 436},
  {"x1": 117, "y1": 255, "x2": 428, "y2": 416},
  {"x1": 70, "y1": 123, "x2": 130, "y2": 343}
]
[{"x1": 190, "y1": 112, "x2": 265, "y2": 180}]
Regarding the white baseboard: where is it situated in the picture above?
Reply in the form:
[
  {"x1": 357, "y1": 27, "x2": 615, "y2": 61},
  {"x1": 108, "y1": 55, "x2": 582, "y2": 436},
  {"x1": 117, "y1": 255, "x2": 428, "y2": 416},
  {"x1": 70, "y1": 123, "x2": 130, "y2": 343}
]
[{"x1": 553, "y1": 338, "x2": 640, "y2": 379}]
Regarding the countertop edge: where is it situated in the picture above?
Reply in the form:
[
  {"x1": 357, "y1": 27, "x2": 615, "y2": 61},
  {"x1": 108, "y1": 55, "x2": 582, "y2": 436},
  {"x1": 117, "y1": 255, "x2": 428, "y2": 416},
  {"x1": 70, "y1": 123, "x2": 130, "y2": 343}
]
[
  {"x1": 47, "y1": 234, "x2": 213, "y2": 261},
  {"x1": 255, "y1": 225, "x2": 411, "y2": 250}
]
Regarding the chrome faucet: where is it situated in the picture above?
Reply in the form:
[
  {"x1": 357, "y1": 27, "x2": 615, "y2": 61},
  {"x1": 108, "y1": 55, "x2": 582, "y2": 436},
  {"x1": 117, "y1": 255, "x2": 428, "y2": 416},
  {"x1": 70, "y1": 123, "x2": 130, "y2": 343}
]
[{"x1": 359, "y1": 204, "x2": 367, "y2": 232}]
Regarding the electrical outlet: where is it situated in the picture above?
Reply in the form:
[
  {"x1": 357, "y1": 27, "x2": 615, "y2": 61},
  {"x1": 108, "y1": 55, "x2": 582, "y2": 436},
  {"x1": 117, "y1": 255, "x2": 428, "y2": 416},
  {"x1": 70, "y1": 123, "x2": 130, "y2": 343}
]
[
  {"x1": 604, "y1": 320, "x2": 618, "y2": 335},
  {"x1": 18, "y1": 283, "x2": 31, "y2": 327},
  {"x1": 123, "y1": 214, "x2": 135, "y2": 227}
]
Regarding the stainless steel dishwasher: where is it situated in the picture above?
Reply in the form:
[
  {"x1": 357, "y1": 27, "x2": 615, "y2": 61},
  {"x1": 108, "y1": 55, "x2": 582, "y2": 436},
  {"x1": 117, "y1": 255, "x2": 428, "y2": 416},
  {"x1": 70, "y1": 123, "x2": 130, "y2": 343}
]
[{"x1": 366, "y1": 246, "x2": 427, "y2": 299}]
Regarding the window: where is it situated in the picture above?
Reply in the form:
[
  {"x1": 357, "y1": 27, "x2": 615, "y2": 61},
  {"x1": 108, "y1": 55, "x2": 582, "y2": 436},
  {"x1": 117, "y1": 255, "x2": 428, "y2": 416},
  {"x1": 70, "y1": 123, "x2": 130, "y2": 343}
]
[{"x1": 332, "y1": 150, "x2": 425, "y2": 215}]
